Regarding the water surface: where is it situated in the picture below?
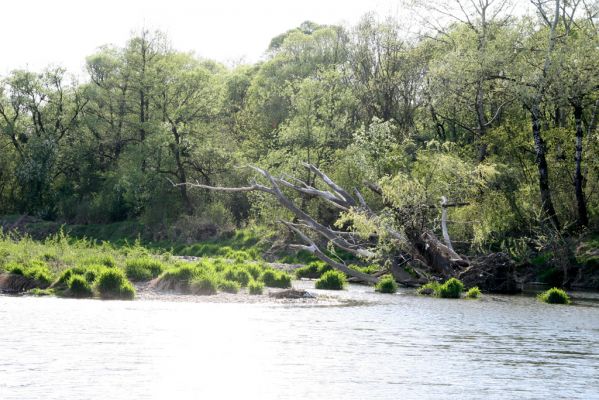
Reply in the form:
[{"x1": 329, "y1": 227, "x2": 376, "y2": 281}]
[{"x1": 1, "y1": 283, "x2": 598, "y2": 400}]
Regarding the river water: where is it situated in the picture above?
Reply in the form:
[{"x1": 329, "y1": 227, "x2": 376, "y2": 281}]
[{"x1": 1, "y1": 283, "x2": 599, "y2": 400}]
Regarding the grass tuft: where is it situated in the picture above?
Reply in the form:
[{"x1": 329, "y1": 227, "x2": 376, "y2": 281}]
[
  {"x1": 538, "y1": 287, "x2": 571, "y2": 304},
  {"x1": 375, "y1": 274, "x2": 398, "y2": 294},
  {"x1": 315, "y1": 270, "x2": 346, "y2": 290}
]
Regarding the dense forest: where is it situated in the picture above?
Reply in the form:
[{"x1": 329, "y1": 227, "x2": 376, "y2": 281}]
[{"x1": 1, "y1": 1, "x2": 598, "y2": 286}]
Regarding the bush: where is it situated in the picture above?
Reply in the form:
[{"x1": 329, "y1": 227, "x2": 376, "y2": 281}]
[
  {"x1": 295, "y1": 261, "x2": 332, "y2": 279},
  {"x1": 538, "y1": 287, "x2": 571, "y2": 304},
  {"x1": 27, "y1": 288, "x2": 55, "y2": 296},
  {"x1": 161, "y1": 264, "x2": 197, "y2": 283},
  {"x1": 437, "y1": 278, "x2": 464, "y2": 299},
  {"x1": 68, "y1": 275, "x2": 94, "y2": 298},
  {"x1": 94, "y1": 268, "x2": 135, "y2": 300},
  {"x1": 417, "y1": 281, "x2": 440, "y2": 296},
  {"x1": 248, "y1": 280, "x2": 264, "y2": 295},
  {"x1": 190, "y1": 275, "x2": 218, "y2": 295},
  {"x1": 260, "y1": 270, "x2": 292, "y2": 288},
  {"x1": 245, "y1": 263, "x2": 263, "y2": 280},
  {"x1": 218, "y1": 279, "x2": 240, "y2": 294},
  {"x1": 375, "y1": 274, "x2": 398, "y2": 294},
  {"x1": 315, "y1": 270, "x2": 346, "y2": 290},
  {"x1": 125, "y1": 257, "x2": 164, "y2": 281},
  {"x1": 5, "y1": 261, "x2": 53, "y2": 287},
  {"x1": 465, "y1": 286, "x2": 481, "y2": 299}
]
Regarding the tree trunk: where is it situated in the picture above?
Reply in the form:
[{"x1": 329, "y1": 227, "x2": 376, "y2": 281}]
[
  {"x1": 531, "y1": 103, "x2": 560, "y2": 228},
  {"x1": 573, "y1": 103, "x2": 588, "y2": 227}
]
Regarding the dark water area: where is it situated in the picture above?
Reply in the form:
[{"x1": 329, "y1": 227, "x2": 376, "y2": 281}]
[{"x1": 1, "y1": 283, "x2": 598, "y2": 400}]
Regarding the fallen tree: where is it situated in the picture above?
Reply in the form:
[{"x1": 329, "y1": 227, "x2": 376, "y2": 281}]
[{"x1": 177, "y1": 163, "x2": 519, "y2": 292}]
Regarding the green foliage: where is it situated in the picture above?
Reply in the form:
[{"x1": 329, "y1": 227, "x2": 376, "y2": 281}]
[
  {"x1": 27, "y1": 288, "x2": 55, "y2": 296},
  {"x1": 538, "y1": 287, "x2": 571, "y2": 304},
  {"x1": 218, "y1": 279, "x2": 240, "y2": 294},
  {"x1": 465, "y1": 286, "x2": 481, "y2": 299},
  {"x1": 67, "y1": 275, "x2": 94, "y2": 298},
  {"x1": 260, "y1": 269, "x2": 292, "y2": 288},
  {"x1": 248, "y1": 280, "x2": 264, "y2": 295},
  {"x1": 437, "y1": 278, "x2": 464, "y2": 299},
  {"x1": 295, "y1": 261, "x2": 332, "y2": 279},
  {"x1": 190, "y1": 275, "x2": 218, "y2": 295},
  {"x1": 94, "y1": 268, "x2": 135, "y2": 300},
  {"x1": 375, "y1": 274, "x2": 398, "y2": 294},
  {"x1": 417, "y1": 281, "x2": 441, "y2": 296},
  {"x1": 315, "y1": 270, "x2": 346, "y2": 290},
  {"x1": 125, "y1": 257, "x2": 164, "y2": 281},
  {"x1": 4, "y1": 260, "x2": 53, "y2": 287}
]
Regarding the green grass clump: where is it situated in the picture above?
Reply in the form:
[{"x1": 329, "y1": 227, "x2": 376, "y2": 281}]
[
  {"x1": 161, "y1": 264, "x2": 198, "y2": 283},
  {"x1": 417, "y1": 281, "x2": 440, "y2": 296},
  {"x1": 248, "y1": 280, "x2": 264, "y2": 295},
  {"x1": 350, "y1": 264, "x2": 382, "y2": 275},
  {"x1": 538, "y1": 287, "x2": 571, "y2": 304},
  {"x1": 67, "y1": 275, "x2": 94, "y2": 298},
  {"x1": 260, "y1": 269, "x2": 292, "y2": 288},
  {"x1": 190, "y1": 275, "x2": 218, "y2": 295},
  {"x1": 218, "y1": 279, "x2": 240, "y2": 294},
  {"x1": 27, "y1": 288, "x2": 55, "y2": 296},
  {"x1": 375, "y1": 274, "x2": 398, "y2": 294},
  {"x1": 245, "y1": 263, "x2": 263, "y2": 280},
  {"x1": 94, "y1": 268, "x2": 135, "y2": 300},
  {"x1": 315, "y1": 270, "x2": 346, "y2": 290},
  {"x1": 295, "y1": 261, "x2": 332, "y2": 279},
  {"x1": 5, "y1": 261, "x2": 53, "y2": 287},
  {"x1": 125, "y1": 257, "x2": 164, "y2": 281},
  {"x1": 465, "y1": 286, "x2": 481, "y2": 299},
  {"x1": 437, "y1": 278, "x2": 464, "y2": 298}
]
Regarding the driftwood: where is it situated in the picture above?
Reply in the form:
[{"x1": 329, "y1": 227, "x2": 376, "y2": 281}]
[{"x1": 178, "y1": 163, "x2": 473, "y2": 285}]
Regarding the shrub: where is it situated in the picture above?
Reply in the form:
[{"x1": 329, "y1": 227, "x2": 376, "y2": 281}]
[
  {"x1": 538, "y1": 287, "x2": 571, "y2": 304},
  {"x1": 315, "y1": 270, "x2": 346, "y2": 290},
  {"x1": 67, "y1": 275, "x2": 93, "y2": 298},
  {"x1": 218, "y1": 279, "x2": 240, "y2": 294},
  {"x1": 260, "y1": 270, "x2": 292, "y2": 288},
  {"x1": 125, "y1": 257, "x2": 164, "y2": 281},
  {"x1": 245, "y1": 263, "x2": 263, "y2": 280},
  {"x1": 5, "y1": 262, "x2": 25, "y2": 276},
  {"x1": 295, "y1": 261, "x2": 332, "y2": 279},
  {"x1": 162, "y1": 264, "x2": 197, "y2": 283},
  {"x1": 190, "y1": 275, "x2": 218, "y2": 295},
  {"x1": 94, "y1": 268, "x2": 135, "y2": 300},
  {"x1": 375, "y1": 274, "x2": 398, "y2": 294},
  {"x1": 27, "y1": 288, "x2": 55, "y2": 296},
  {"x1": 437, "y1": 278, "x2": 464, "y2": 299},
  {"x1": 417, "y1": 281, "x2": 441, "y2": 296},
  {"x1": 465, "y1": 286, "x2": 481, "y2": 299},
  {"x1": 248, "y1": 280, "x2": 264, "y2": 295},
  {"x1": 54, "y1": 269, "x2": 74, "y2": 288}
]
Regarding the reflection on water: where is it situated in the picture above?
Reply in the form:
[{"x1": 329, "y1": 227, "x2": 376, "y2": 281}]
[{"x1": 1, "y1": 283, "x2": 599, "y2": 400}]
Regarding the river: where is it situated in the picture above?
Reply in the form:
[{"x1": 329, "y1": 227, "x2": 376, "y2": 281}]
[{"x1": 1, "y1": 282, "x2": 598, "y2": 400}]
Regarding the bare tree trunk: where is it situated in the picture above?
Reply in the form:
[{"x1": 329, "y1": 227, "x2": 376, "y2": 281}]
[
  {"x1": 573, "y1": 103, "x2": 588, "y2": 227},
  {"x1": 531, "y1": 103, "x2": 560, "y2": 228}
]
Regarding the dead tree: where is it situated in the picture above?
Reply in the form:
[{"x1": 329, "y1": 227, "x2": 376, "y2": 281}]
[{"x1": 177, "y1": 163, "x2": 474, "y2": 286}]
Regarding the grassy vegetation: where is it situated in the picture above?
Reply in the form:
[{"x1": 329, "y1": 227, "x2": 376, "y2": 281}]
[
  {"x1": 438, "y1": 278, "x2": 464, "y2": 299},
  {"x1": 538, "y1": 287, "x2": 571, "y2": 304},
  {"x1": 465, "y1": 286, "x2": 481, "y2": 299},
  {"x1": 125, "y1": 257, "x2": 165, "y2": 281},
  {"x1": 94, "y1": 268, "x2": 136, "y2": 300},
  {"x1": 375, "y1": 274, "x2": 398, "y2": 294},
  {"x1": 260, "y1": 269, "x2": 292, "y2": 288},
  {"x1": 295, "y1": 261, "x2": 332, "y2": 279},
  {"x1": 248, "y1": 280, "x2": 264, "y2": 295},
  {"x1": 417, "y1": 278, "x2": 465, "y2": 299},
  {"x1": 315, "y1": 270, "x2": 346, "y2": 290},
  {"x1": 67, "y1": 275, "x2": 94, "y2": 298}
]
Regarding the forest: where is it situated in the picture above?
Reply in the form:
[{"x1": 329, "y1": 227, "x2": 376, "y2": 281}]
[{"x1": 1, "y1": 0, "x2": 599, "y2": 290}]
